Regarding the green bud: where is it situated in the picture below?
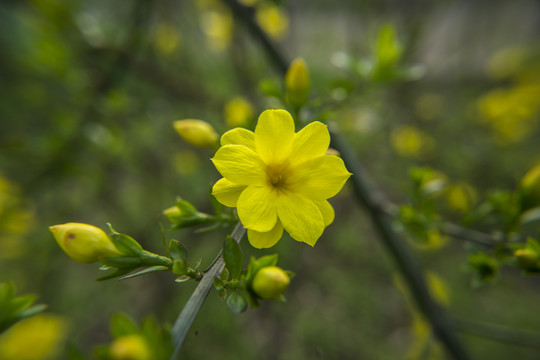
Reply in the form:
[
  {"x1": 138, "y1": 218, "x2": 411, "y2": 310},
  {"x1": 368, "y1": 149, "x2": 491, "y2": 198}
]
[
  {"x1": 514, "y1": 248, "x2": 539, "y2": 269},
  {"x1": 285, "y1": 58, "x2": 310, "y2": 107},
  {"x1": 252, "y1": 266, "x2": 290, "y2": 300},
  {"x1": 519, "y1": 163, "x2": 540, "y2": 211},
  {"x1": 49, "y1": 223, "x2": 122, "y2": 264}
]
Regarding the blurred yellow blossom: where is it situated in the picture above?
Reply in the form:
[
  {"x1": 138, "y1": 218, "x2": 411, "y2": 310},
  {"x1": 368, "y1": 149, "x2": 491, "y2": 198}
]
[
  {"x1": 212, "y1": 109, "x2": 350, "y2": 248},
  {"x1": 0, "y1": 176, "x2": 34, "y2": 260},
  {"x1": 110, "y1": 334, "x2": 151, "y2": 360},
  {"x1": 224, "y1": 96, "x2": 254, "y2": 128},
  {"x1": 446, "y1": 183, "x2": 477, "y2": 213},
  {"x1": 415, "y1": 93, "x2": 445, "y2": 121},
  {"x1": 0, "y1": 314, "x2": 68, "y2": 360},
  {"x1": 199, "y1": 6, "x2": 233, "y2": 52},
  {"x1": 153, "y1": 23, "x2": 181, "y2": 55},
  {"x1": 256, "y1": 3, "x2": 288, "y2": 40},
  {"x1": 391, "y1": 125, "x2": 435, "y2": 158},
  {"x1": 172, "y1": 150, "x2": 201, "y2": 175}
]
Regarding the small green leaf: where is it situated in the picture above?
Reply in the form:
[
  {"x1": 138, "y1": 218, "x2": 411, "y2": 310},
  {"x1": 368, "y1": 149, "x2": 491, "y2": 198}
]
[
  {"x1": 96, "y1": 268, "x2": 133, "y2": 281},
  {"x1": 168, "y1": 240, "x2": 187, "y2": 261},
  {"x1": 110, "y1": 313, "x2": 139, "y2": 338},
  {"x1": 172, "y1": 260, "x2": 188, "y2": 275},
  {"x1": 226, "y1": 292, "x2": 248, "y2": 314},
  {"x1": 107, "y1": 224, "x2": 143, "y2": 256},
  {"x1": 174, "y1": 275, "x2": 190, "y2": 283},
  {"x1": 224, "y1": 236, "x2": 243, "y2": 279},
  {"x1": 17, "y1": 304, "x2": 47, "y2": 319},
  {"x1": 175, "y1": 199, "x2": 198, "y2": 216},
  {"x1": 100, "y1": 257, "x2": 142, "y2": 269},
  {"x1": 119, "y1": 266, "x2": 169, "y2": 280}
]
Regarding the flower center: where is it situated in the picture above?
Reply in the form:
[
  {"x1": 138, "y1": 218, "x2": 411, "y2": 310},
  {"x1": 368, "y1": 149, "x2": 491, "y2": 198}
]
[{"x1": 266, "y1": 163, "x2": 291, "y2": 190}]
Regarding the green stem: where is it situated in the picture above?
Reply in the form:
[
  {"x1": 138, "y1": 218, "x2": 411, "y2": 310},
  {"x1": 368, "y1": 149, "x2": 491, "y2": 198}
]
[
  {"x1": 169, "y1": 222, "x2": 246, "y2": 360},
  {"x1": 140, "y1": 251, "x2": 174, "y2": 267}
]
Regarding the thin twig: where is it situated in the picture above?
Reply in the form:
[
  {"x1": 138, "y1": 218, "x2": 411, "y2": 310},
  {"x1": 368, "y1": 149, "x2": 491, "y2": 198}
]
[
  {"x1": 223, "y1": 1, "x2": 471, "y2": 358},
  {"x1": 454, "y1": 317, "x2": 540, "y2": 350},
  {"x1": 169, "y1": 222, "x2": 245, "y2": 360}
]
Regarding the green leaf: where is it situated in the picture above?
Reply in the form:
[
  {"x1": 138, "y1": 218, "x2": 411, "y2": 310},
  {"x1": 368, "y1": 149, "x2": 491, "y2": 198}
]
[
  {"x1": 107, "y1": 224, "x2": 143, "y2": 256},
  {"x1": 96, "y1": 268, "x2": 133, "y2": 281},
  {"x1": 110, "y1": 313, "x2": 139, "y2": 338},
  {"x1": 100, "y1": 257, "x2": 142, "y2": 269},
  {"x1": 226, "y1": 292, "x2": 248, "y2": 314},
  {"x1": 223, "y1": 236, "x2": 243, "y2": 279},
  {"x1": 172, "y1": 260, "x2": 188, "y2": 275},
  {"x1": 210, "y1": 191, "x2": 222, "y2": 217},
  {"x1": 17, "y1": 304, "x2": 47, "y2": 319},
  {"x1": 119, "y1": 266, "x2": 169, "y2": 280},
  {"x1": 168, "y1": 240, "x2": 187, "y2": 261},
  {"x1": 175, "y1": 199, "x2": 198, "y2": 216}
]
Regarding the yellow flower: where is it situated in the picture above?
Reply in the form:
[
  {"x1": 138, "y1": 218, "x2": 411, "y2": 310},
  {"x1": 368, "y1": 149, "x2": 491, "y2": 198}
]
[
  {"x1": 173, "y1": 119, "x2": 219, "y2": 148},
  {"x1": 211, "y1": 109, "x2": 351, "y2": 248},
  {"x1": 49, "y1": 223, "x2": 122, "y2": 264},
  {"x1": 110, "y1": 334, "x2": 151, "y2": 360},
  {"x1": 252, "y1": 266, "x2": 290, "y2": 300},
  {"x1": 0, "y1": 314, "x2": 67, "y2": 360}
]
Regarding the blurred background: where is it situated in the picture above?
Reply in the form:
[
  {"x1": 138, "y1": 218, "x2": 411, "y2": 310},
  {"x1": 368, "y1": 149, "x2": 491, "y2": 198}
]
[{"x1": 1, "y1": 0, "x2": 540, "y2": 359}]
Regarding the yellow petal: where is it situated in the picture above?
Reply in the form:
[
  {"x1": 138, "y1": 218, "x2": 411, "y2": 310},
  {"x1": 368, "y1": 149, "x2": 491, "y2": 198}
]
[
  {"x1": 289, "y1": 155, "x2": 351, "y2": 200},
  {"x1": 290, "y1": 121, "x2": 330, "y2": 165},
  {"x1": 237, "y1": 185, "x2": 278, "y2": 232},
  {"x1": 247, "y1": 220, "x2": 283, "y2": 249},
  {"x1": 212, "y1": 178, "x2": 247, "y2": 207},
  {"x1": 314, "y1": 200, "x2": 335, "y2": 227},
  {"x1": 255, "y1": 109, "x2": 295, "y2": 164},
  {"x1": 211, "y1": 145, "x2": 266, "y2": 185},
  {"x1": 220, "y1": 128, "x2": 256, "y2": 151},
  {"x1": 276, "y1": 191, "x2": 324, "y2": 246}
]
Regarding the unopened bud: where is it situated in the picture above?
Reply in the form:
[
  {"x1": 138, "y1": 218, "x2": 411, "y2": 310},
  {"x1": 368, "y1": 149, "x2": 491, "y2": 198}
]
[
  {"x1": 49, "y1": 223, "x2": 122, "y2": 264},
  {"x1": 285, "y1": 58, "x2": 310, "y2": 107},
  {"x1": 519, "y1": 163, "x2": 540, "y2": 211},
  {"x1": 224, "y1": 97, "x2": 254, "y2": 128},
  {"x1": 514, "y1": 248, "x2": 539, "y2": 269},
  {"x1": 173, "y1": 119, "x2": 219, "y2": 148},
  {"x1": 110, "y1": 334, "x2": 151, "y2": 360},
  {"x1": 252, "y1": 266, "x2": 290, "y2": 300}
]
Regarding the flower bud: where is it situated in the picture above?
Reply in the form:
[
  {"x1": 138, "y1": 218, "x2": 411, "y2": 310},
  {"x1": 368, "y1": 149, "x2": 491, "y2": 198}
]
[
  {"x1": 519, "y1": 163, "x2": 540, "y2": 211},
  {"x1": 514, "y1": 248, "x2": 539, "y2": 269},
  {"x1": 252, "y1": 266, "x2": 290, "y2": 300},
  {"x1": 49, "y1": 223, "x2": 122, "y2": 264},
  {"x1": 110, "y1": 334, "x2": 151, "y2": 360},
  {"x1": 285, "y1": 58, "x2": 310, "y2": 107},
  {"x1": 173, "y1": 119, "x2": 219, "y2": 148},
  {"x1": 224, "y1": 97, "x2": 254, "y2": 128}
]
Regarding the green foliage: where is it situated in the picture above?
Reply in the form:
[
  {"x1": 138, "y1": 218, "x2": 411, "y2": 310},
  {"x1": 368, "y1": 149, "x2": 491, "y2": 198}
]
[{"x1": 0, "y1": 282, "x2": 47, "y2": 334}]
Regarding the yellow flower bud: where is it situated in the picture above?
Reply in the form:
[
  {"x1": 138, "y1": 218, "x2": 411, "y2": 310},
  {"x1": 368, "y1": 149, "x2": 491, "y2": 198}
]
[
  {"x1": 252, "y1": 266, "x2": 290, "y2": 300},
  {"x1": 519, "y1": 163, "x2": 540, "y2": 211},
  {"x1": 49, "y1": 223, "x2": 122, "y2": 264},
  {"x1": 285, "y1": 58, "x2": 310, "y2": 107},
  {"x1": 110, "y1": 334, "x2": 151, "y2": 360},
  {"x1": 162, "y1": 205, "x2": 181, "y2": 218},
  {"x1": 224, "y1": 97, "x2": 254, "y2": 128},
  {"x1": 514, "y1": 248, "x2": 539, "y2": 269},
  {"x1": 173, "y1": 119, "x2": 219, "y2": 148}
]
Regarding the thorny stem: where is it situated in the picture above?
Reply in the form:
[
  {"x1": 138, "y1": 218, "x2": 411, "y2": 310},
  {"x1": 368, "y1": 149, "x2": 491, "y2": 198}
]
[
  {"x1": 169, "y1": 222, "x2": 246, "y2": 360},
  {"x1": 223, "y1": 0, "x2": 471, "y2": 358}
]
